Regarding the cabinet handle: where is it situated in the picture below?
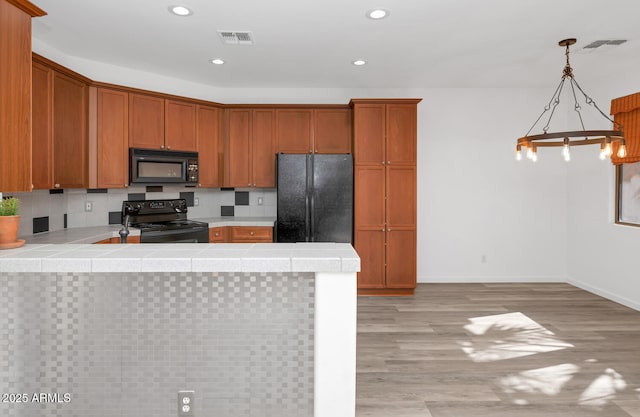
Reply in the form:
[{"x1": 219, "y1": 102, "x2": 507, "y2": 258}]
[
  {"x1": 214, "y1": 232, "x2": 219, "y2": 237},
  {"x1": 160, "y1": 145, "x2": 165, "y2": 149},
  {"x1": 387, "y1": 161, "x2": 391, "y2": 164},
  {"x1": 253, "y1": 183, "x2": 256, "y2": 187},
  {"x1": 381, "y1": 228, "x2": 385, "y2": 232},
  {"x1": 54, "y1": 183, "x2": 60, "y2": 189},
  {"x1": 250, "y1": 231, "x2": 254, "y2": 236},
  {"x1": 387, "y1": 228, "x2": 391, "y2": 232},
  {"x1": 167, "y1": 146, "x2": 171, "y2": 150},
  {"x1": 381, "y1": 161, "x2": 385, "y2": 165},
  {"x1": 198, "y1": 183, "x2": 202, "y2": 187},
  {"x1": 315, "y1": 149, "x2": 318, "y2": 153},
  {"x1": 124, "y1": 184, "x2": 128, "y2": 188},
  {"x1": 248, "y1": 183, "x2": 251, "y2": 186}
]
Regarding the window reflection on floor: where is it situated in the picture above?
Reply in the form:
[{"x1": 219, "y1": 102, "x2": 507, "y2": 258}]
[
  {"x1": 460, "y1": 312, "x2": 573, "y2": 362},
  {"x1": 461, "y1": 312, "x2": 629, "y2": 409}
]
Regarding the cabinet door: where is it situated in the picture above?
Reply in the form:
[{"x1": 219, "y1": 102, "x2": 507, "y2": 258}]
[
  {"x1": 386, "y1": 229, "x2": 416, "y2": 288},
  {"x1": 355, "y1": 230, "x2": 386, "y2": 288},
  {"x1": 252, "y1": 109, "x2": 276, "y2": 187},
  {"x1": 354, "y1": 166, "x2": 385, "y2": 227},
  {"x1": 353, "y1": 104, "x2": 385, "y2": 165},
  {"x1": 53, "y1": 72, "x2": 87, "y2": 189},
  {"x1": 196, "y1": 105, "x2": 221, "y2": 187},
  {"x1": 276, "y1": 109, "x2": 313, "y2": 154},
  {"x1": 97, "y1": 88, "x2": 129, "y2": 189},
  {"x1": 314, "y1": 109, "x2": 352, "y2": 154},
  {"x1": 32, "y1": 62, "x2": 54, "y2": 189},
  {"x1": 129, "y1": 93, "x2": 164, "y2": 149},
  {"x1": 209, "y1": 227, "x2": 228, "y2": 242},
  {"x1": 226, "y1": 109, "x2": 252, "y2": 187},
  {"x1": 165, "y1": 99, "x2": 196, "y2": 151},
  {"x1": 386, "y1": 166, "x2": 416, "y2": 228},
  {"x1": 229, "y1": 226, "x2": 273, "y2": 242},
  {"x1": 386, "y1": 103, "x2": 417, "y2": 165}
]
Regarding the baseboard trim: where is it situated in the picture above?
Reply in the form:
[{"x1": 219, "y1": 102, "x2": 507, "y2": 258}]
[
  {"x1": 568, "y1": 278, "x2": 640, "y2": 312},
  {"x1": 417, "y1": 275, "x2": 566, "y2": 283}
]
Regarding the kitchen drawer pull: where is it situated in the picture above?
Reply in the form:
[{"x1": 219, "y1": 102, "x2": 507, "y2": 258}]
[
  {"x1": 54, "y1": 183, "x2": 60, "y2": 188},
  {"x1": 250, "y1": 231, "x2": 255, "y2": 236}
]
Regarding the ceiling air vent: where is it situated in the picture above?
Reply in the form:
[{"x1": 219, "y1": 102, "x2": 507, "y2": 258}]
[
  {"x1": 583, "y1": 39, "x2": 627, "y2": 49},
  {"x1": 217, "y1": 31, "x2": 254, "y2": 45}
]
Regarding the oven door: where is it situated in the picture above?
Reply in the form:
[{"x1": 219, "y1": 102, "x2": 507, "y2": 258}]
[{"x1": 140, "y1": 228, "x2": 209, "y2": 243}]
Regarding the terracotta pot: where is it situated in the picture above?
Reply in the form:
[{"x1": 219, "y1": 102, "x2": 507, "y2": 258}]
[{"x1": 0, "y1": 215, "x2": 20, "y2": 245}]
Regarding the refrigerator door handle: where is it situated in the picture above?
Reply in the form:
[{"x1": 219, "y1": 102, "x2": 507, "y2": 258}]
[{"x1": 310, "y1": 186, "x2": 315, "y2": 242}]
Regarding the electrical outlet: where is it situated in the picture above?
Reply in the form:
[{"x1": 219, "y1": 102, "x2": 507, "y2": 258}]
[
  {"x1": 85, "y1": 201, "x2": 93, "y2": 212},
  {"x1": 178, "y1": 391, "x2": 194, "y2": 416},
  {"x1": 194, "y1": 197, "x2": 199, "y2": 206},
  {"x1": 257, "y1": 197, "x2": 263, "y2": 206}
]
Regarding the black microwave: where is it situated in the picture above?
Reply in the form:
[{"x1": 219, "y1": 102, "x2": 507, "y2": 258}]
[{"x1": 130, "y1": 148, "x2": 198, "y2": 184}]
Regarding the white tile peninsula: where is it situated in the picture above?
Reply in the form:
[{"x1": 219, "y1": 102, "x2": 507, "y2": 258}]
[{"x1": 0, "y1": 242, "x2": 358, "y2": 417}]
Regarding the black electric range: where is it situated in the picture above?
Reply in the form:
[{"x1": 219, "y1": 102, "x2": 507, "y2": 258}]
[{"x1": 121, "y1": 199, "x2": 209, "y2": 243}]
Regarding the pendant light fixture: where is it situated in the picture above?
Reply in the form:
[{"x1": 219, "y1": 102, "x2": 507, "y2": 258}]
[{"x1": 516, "y1": 38, "x2": 625, "y2": 162}]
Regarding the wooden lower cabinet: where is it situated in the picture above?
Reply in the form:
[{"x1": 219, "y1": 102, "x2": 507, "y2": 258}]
[
  {"x1": 229, "y1": 226, "x2": 273, "y2": 243},
  {"x1": 209, "y1": 227, "x2": 228, "y2": 243},
  {"x1": 94, "y1": 236, "x2": 140, "y2": 244},
  {"x1": 354, "y1": 230, "x2": 385, "y2": 289},
  {"x1": 209, "y1": 226, "x2": 273, "y2": 243},
  {"x1": 385, "y1": 229, "x2": 416, "y2": 288}
]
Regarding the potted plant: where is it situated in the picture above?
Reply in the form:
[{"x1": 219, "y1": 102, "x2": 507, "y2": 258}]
[{"x1": 0, "y1": 197, "x2": 23, "y2": 249}]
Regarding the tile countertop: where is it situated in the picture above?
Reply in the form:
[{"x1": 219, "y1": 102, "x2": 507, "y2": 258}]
[
  {"x1": 0, "y1": 242, "x2": 360, "y2": 274},
  {"x1": 20, "y1": 217, "x2": 276, "y2": 244}
]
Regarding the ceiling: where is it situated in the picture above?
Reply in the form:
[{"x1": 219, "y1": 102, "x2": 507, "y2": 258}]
[{"x1": 31, "y1": 0, "x2": 640, "y2": 89}]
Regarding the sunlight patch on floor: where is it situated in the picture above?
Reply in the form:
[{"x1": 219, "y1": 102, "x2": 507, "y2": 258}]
[
  {"x1": 579, "y1": 368, "x2": 627, "y2": 407},
  {"x1": 500, "y1": 363, "x2": 579, "y2": 397},
  {"x1": 460, "y1": 312, "x2": 574, "y2": 362}
]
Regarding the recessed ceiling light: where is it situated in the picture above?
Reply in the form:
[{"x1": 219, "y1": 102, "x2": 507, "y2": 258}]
[
  {"x1": 210, "y1": 58, "x2": 225, "y2": 65},
  {"x1": 366, "y1": 9, "x2": 389, "y2": 19},
  {"x1": 169, "y1": 5, "x2": 193, "y2": 16},
  {"x1": 352, "y1": 60, "x2": 367, "y2": 66}
]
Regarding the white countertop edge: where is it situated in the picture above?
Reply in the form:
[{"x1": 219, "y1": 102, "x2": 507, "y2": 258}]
[{"x1": 0, "y1": 242, "x2": 360, "y2": 273}]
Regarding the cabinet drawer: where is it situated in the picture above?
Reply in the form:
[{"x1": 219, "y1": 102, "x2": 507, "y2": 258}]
[
  {"x1": 209, "y1": 227, "x2": 228, "y2": 242},
  {"x1": 229, "y1": 226, "x2": 273, "y2": 242}
]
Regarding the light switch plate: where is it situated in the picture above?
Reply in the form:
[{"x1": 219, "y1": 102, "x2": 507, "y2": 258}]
[{"x1": 178, "y1": 391, "x2": 194, "y2": 416}]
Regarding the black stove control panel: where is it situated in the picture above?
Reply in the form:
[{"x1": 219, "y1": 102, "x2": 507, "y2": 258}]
[{"x1": 122, "y1": 198, "x2": 190, "y2": 225}]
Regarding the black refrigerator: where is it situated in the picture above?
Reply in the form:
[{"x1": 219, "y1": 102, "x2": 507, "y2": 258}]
[{"x1": 276, "y1": 153, "x2": 353, "y2": 243}]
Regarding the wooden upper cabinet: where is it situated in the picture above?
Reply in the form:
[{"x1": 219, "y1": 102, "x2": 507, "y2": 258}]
[
  {"x1": 252, "y1": 109, "x2": 276, "y2": 187},
  {"x1": 386, "y1": 103, "x2": 417, "y2": 164},
  {"x1": 276, "y1": 109, "x2": 313, "y2": 153},
  {"x1": 31, "y1": 61, "x2": 54, "y2": 189},
  {"x1": 227, "y1": 109, "x2": 252, "y2": 187},
  {"x1": 129, "y1": 93, "x2": 164, "y2": 149},
  {"x1": 314, "y1": 109, "x2": 352, "y2": 154},
  {"x1": 96, "y1": 88, "x2": 129, "y2": 189},
  {"x1": 0, "y1": 0, "x2": 44, "y2": 192},
  {"x1": 165, "y1": 99, "x2": 196, "y2": 151},
  {"x1": 53, "y1": 72, "x2": 87, "y2": 189},
  {"x1": 196, "y1": 105, "x2": 221, "y2": 187},
  {"x1": 353, "y1": 104, "x2": 385, "y2": 164},
  {"x1": 226, "y1": 108, "x2": 276, "y2": 188}
]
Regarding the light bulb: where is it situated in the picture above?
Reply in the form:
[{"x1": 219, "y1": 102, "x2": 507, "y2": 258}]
[
  {"x1": 605, "y1": 142, "x2": 613, "y2": 157},
  {"x1": 564, "y1": 151, "x2": 571, "y2": 162},
  {"x1": 599, "y1": 150, "x2": 607, "y2": 160},
  {"x1": 516, "y1": 145, "x2": 522, "y2": 161},
  {"x1": 532, "y1": 153, "x2": 538, "y2": 162},
  {"x1": 531, "y1": 146, "x2": 537, "y2": 162},
  {"x1": 526, "y1": 147, "x2": 533, "y2": 160},
  {"x1": 617, "y1": 144, "x2": 627, "y2": 158}
]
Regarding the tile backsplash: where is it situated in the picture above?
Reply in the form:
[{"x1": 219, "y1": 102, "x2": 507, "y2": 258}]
[{"x1": 9, "y1": 186, "x2": 276, "y2": 237}]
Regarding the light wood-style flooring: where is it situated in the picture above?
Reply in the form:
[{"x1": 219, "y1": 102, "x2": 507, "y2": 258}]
[{"x1": 356, "y1": 283, "x2": 640, "y2": 417}]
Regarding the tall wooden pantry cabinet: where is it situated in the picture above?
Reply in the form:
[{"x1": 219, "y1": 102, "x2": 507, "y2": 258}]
[{"x1": 351, "y1": 99, "x2": 421, "y2": 296}]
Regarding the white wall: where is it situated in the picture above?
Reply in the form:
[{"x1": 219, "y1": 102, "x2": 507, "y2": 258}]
[{"x1": 566, "y1": 80, "x2": 640, "y2": 311}]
